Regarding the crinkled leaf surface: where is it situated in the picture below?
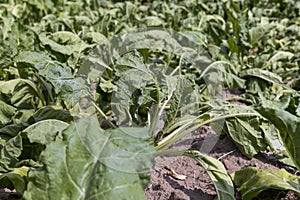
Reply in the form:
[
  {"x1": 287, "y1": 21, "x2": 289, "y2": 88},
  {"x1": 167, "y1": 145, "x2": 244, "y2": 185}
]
[
  {"x1": 0, "y1": 119, "x2": 69, "y2": 172},
  {"x1": 0, "y1": 133, "x2": 23, "y2": 172},
  {"x1": 0, "y1": 131, "x2": 44, "y2": 173},
  {"x1": 231, "y1": 167, "x2": 300, "y2": 200},
  {"x1": 112, "y1": 67, "x2": 153, "y2": 125}
]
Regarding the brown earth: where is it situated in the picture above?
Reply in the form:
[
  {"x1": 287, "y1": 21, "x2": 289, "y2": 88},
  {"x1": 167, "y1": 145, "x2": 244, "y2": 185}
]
[{"x1": 145, "y1": 126, "x2": 300, "y2": 200}]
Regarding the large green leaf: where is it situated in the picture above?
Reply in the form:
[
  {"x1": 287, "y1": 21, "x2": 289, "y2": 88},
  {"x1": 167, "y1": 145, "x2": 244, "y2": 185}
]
[
  {"x1": 240, "y1": 68, "x2": 287, "y2": 93},
  {"x1": 184, "y1": 150, "x2": 235, "y2": 200},
  {"x1": 0, "y1": 131, "x2": 41, "y2": 173},
  {"x1": 115, "y1": 30, "x2": 182, "y2": 55},
  {"x1": 76, "y1": 118, "x2": 155, "y2": 174},
  {"x1": 257, "y1": 107, "x2": 300, "y2": 170},
  {"x1": 231, "y1": 167, "x2": 300, "y2": 200},
  {"x1": 23, "y1": 117, "x2": 153, "y2": 200}
]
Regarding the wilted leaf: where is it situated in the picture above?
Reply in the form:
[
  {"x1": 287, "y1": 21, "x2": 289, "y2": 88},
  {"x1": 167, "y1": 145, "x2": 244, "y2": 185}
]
[
  {"x1": 231, "y1": 167, "x2": 300, "y2": 200},
  {"x1": 184, "y1": 150, "x2": 235, "y2": 200},
  {"x1": 257, "y1": 107, "x2": 300, "y2": 170}
]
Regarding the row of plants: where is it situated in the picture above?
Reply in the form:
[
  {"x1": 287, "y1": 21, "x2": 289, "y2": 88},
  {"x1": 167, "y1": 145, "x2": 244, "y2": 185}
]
[{"x1": 0, "y1": 0, "x2": 299, "y2": 199}]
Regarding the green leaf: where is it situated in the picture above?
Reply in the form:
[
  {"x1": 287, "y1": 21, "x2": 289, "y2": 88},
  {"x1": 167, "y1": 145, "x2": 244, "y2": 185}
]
[
  {"x1": 118, "y1": 30, "x2": 182, "y2": 54},
  {"x1": 0, "y1": 166, "x2": 28, "y2": 194},
  {"x1": 0, "y1": 123, "x2": 28, "y2": 141},
  {"x1": 23, "y1": 117, "x2": 152, "y2": 200},
  {"x1": 266, "y1": 51, "x2": 294, "y2": 67},
  {"x1": 0, "y1": 79, "x2": 45, "y2": 108},
  {"x1": 200, "y1": 61, "x2": 245, "y2": 89},
  {"x1": 184, "y1": 150, "x2": 235, "y2": 200},
  {"x1": 0, "y1": 99, "x2": 17, "y2": 125},
  {"x1": 116, "y1": 50, "x2": 150, "y2": 74},
  {"x1": 112, "y1": 68, "x2": 153, "y2": 126},
  {"x1": 248, "y1": 24, "x2": 273, "y2": 45},
  {"x1": 15, "y1": 51, "x2": 91, "y2": 106},
  {"x1": 0, "y1": 107, "x2": 71, "y2": 142},
  {"x1": 14, "y1": 51, "x2": 51, "y2": 66},
  {"x1": 240, "y1": 68, "x2": 283, "y2": 84},
  {"x1": 23, "y1": 119, "x2": 69, "y2": 145},
  {"x1": 0, "y1": 134, "x2": 23, "y2": 172},
  {"x1": 231, "y1": 167, "x2": 300, "y2": 200},
  {"x1": 76, "y1": 118, "x2": 155, "y2": 174},
  {"x1": 0, "y1": 119, "x2": 66, "y2": 173},
  {"x1": 256, "y1": 107, "x2": 300, "y2": 170},
  {"x1": 38, "y1": 32, "x2": 91, "y2": 56},
  {"x1": 28, "y1": 107, "x2": 72, "y2": 123},
  {"x1": 224, "y1": 116, "x2": 267, "y2": 158}
]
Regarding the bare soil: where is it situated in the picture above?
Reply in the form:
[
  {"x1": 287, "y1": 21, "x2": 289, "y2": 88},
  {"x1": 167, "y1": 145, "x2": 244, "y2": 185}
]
[{"x1": 145, "y1": 127, "x2": 300, "y2": 200}]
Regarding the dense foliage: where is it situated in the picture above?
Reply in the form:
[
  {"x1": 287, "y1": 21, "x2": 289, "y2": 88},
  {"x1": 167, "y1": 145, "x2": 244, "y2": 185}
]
[{"x1": 0, "y1": 0, "x2": 299, "y2": 199}]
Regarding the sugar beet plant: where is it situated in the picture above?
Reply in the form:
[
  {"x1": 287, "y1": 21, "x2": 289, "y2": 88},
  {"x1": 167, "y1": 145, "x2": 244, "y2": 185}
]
[{"x1": 0, "y1": 0, "x2": 300, "y2": 200}]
